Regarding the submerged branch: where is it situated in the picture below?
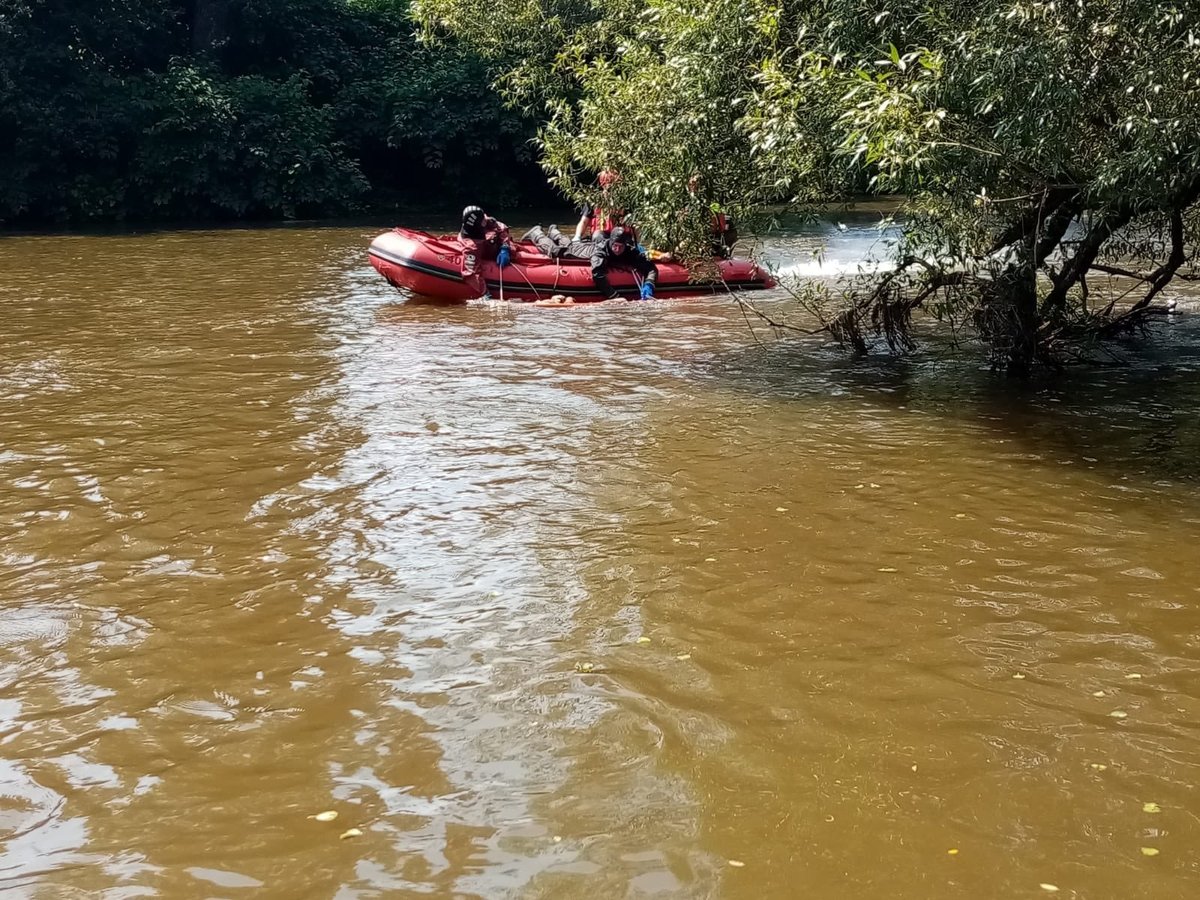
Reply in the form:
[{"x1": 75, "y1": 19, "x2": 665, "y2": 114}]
[{"x1": 734, "y1": 295, "x2": 826, "y2": 337}]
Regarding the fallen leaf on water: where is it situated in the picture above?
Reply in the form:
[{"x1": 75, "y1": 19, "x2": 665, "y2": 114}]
[
  {"x1": 911, "y1": 764, "x2": 918, "y2": 772},
  {"x1": 576, "y1": 662, "x2": 595, "y2": 673},
  {"x1": 1093, "y1": 690, "x2": 1107, "y2": 697},
  {"x1": 869, "y1": 482, "x2": 881, "y2": 488},
  {"x1": 727, "y1": 859, "x2": 746, "y2": 868},
  {"x1": 310, "y1": 811, "x2": 338, "y2": 822},
  {"x1": 1143, "y1": 802, "x2": 1162, "y2": 814},
  {"x1": 878, "y1": 567, "x2": 898, "y2": 573},
  {"x1": 955, "y1": 513, "x2": 967, "y2": 519},
  {"x1": 1141, "y1": 847, "x2": 1160, "y2": 857},
  {"x1": 339, "y1": 828, "x2": 362, "y2": 840},
  {"x1": 855, "y1": 484, "x2": 865, "y2": 489},
  {"x1": 1110, "y1": 710, "x2": 1128, "y2": 719},
  {"x1": 1012, "y1": 673, "x2": 1026, "y2": 680},
  {"x1": 1126, "y1": 673, "x2": 1142, "y2": 680},
  {"x1": 1039, "y1": 884, "x2": 1060, "y2": 893},
  {"x1": 1090, "y1": 763, "x2": 1108, "y2": 771},
  {"x1": 636, "y1": 636, "x2": 651, "y2": 644},
  {"x1": 704, "y1": 557, "x2": 717, "y2": 563},
  {"x1": 947, "y1": 848, "x2": 959, "y2": 855},
  {"x1": 776, "y1": 507, "x2": 788, "y2": 512},
  {"x1": 676, "y1": 653, "x2": 692, "y2": 661}
]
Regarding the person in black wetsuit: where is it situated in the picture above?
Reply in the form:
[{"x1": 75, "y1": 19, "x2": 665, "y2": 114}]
[
  {"x1": 523, "y1": 224, "x2": 594, "y2": 260},
  {"x1": 524, "y1": 224, "x2": 657, "y2": 299},
  {"x1": 591, "y1": 226, "x2": 657, "y2": 300}
]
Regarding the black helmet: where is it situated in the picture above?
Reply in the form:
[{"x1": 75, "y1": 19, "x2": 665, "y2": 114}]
[{"x1": 461, "y1": 205, "x2": 485, "y2": 238}]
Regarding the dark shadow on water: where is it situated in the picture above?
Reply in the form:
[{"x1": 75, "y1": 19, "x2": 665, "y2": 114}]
[{"x1": 701, "y1": 309, "x2": 1200, "y2": 485}]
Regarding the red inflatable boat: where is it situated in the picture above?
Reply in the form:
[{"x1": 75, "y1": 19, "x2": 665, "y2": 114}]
[{"x1": 368, "y1": 228, "x2": 775, "y2": 302}]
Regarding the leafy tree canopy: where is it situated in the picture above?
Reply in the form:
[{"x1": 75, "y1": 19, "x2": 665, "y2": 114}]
[{"x1": 418, "y1": 0, "x2": 1200, "y2": 370}]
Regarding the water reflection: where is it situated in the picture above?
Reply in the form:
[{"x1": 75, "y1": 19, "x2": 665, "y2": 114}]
[
  {"x1": 526, "y1": 356, "x2": 1200, "y2": 897},
  {"x1": 2, "y1": 222, "x2": 1200, "y2": 898},
  {"x1": 705, "y1": 303, "x2": 1200, "y2": 485}
]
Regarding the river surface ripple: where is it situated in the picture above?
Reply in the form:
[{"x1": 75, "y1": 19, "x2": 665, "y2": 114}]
[{"x1": 2, "y1": 221, "x2": 1200, "y2": 898}]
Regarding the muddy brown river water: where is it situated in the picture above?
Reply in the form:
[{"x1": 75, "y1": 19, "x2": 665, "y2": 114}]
[{"x1": 2, "y1": 220, "x2": 1200, "y2": 899}]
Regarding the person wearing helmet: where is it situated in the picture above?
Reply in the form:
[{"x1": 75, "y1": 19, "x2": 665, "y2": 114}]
[
  {"x1": 456, "y1": 205, "x2": 516, "y2": 295},
  {"x1": 458, "y1": 204, "x2": 516, "y2": 269},
  {"x1": 590, "y1": 225, "x2": 658, "y2": 300}
]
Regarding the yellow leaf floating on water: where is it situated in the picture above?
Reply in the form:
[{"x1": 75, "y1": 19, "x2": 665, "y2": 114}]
[
  {"x1": 636, "y1": 636, "x2": 651, "y2": 644},
  {"x1": 1126, "y1": 673, "x2": 1142, "y2": 680},
  {"x1": 311, "y1": 811, "x2": 338, "y2": 822},
  {"x1": 1110, "y1": 710, "x2": 1128, "y2": 719},
  {"x1": 1143, "y1": 802, "x2": 1162, "y2": 814},
  {"x1": 677, "y1": 654, "x2": 692, "y2": 661},
  {"x1": 878, "y1": 567, "x2": 898, "y2": 573},
  {"x1": 1039, "y1": 884, "x2": 1060, "y2": 893},
  {"x1": 1012, "y1": 673, "x2": 1026, "y2": 680},
  {"x1": 1141, "y1": 847, "x2": 1160, "y2": 857},
  {"x1": 704, "y1": 557, "x2": 717, "y2": 563},
  {"x1": 339, "y1": 828, "x2": 363, "y2": 840},
  {"x1": 727, "y1": 859, "x2": 746, "y2": 868},
  {"x1": 947, "y1": 848, "x2": 959, "y2": 855},
  {"x1": 576, "y1": 662, "x2": 595, "y2": 673},
  {"x1": 776, "y1": 507, "x2": 788, "y2": 512},
  {"x1": 1090, "y1": 763, "x2": 1108, "y2": 771}
]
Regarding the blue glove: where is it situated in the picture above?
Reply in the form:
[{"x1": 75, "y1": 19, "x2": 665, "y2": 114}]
[
  {"x1": 497, "y1": 246, "x2": 511, "y2": 268},
  {"x1": 640, "y1": 282, "x2": 655, "y2": 301}
]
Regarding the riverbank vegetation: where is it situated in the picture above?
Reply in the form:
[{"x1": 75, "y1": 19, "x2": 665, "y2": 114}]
[
  {"x1": 0, "y1": 0, "x2": 542, "y2": 224},
  {"x1": 419, "y1": 0, "x2": 1200, "y2": 371}
]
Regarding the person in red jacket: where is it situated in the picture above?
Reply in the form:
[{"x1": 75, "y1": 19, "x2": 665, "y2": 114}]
[
  {"x1": 457, "y1": 205, "x2": 516, "y2": 295},
  {"x1": 574, "y1": 169, "x2": 629, "y2": 241},
  {"x1": 459, "y1": 205, "x2": 515, "y2": 267},
  {"x1": 687, "y1": 173, "x2": 738, "y2": 257}
]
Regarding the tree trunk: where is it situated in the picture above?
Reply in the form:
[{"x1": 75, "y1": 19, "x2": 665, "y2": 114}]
[
  {"x1": 993, "y1": 262, "x2": 1040, "y2": 375},
  {"x1": 975, "y1": 250, "x2": 1041, "y2": 375},
  {"x1": 1008, "y1": 267, "x2": 1040, "y2": 375},
  {"x1": 191, "y1": 0, "x2": 229, "y2": 55}
]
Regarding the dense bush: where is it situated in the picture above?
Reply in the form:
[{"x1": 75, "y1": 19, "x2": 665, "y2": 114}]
[{"x1": 0, "y1": 0, "x2": 541, "y2": 224}]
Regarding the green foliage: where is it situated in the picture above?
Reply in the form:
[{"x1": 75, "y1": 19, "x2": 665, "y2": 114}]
[
  {"x1": 418, "y1": 0, "x2": 819, "y2": 254},
  {"x1": 421, "y1": 0, "x2": 1200, "y2": 369},
  {"x1": 0, "y1": 0, "x2": 538, "y2": 224}
]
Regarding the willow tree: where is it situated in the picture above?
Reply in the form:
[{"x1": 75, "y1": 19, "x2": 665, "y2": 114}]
[{"x1": 417, "y1": 0, "x2": 1200, "y2": 371}]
